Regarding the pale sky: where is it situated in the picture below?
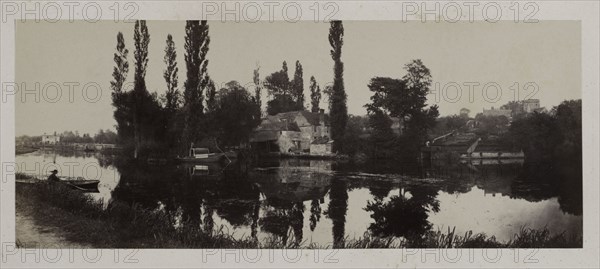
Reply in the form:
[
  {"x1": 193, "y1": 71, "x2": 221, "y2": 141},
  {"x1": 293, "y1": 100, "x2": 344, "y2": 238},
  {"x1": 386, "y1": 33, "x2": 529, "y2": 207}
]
[{"x1": 16, "y1": 21, "x2": 580, "y2": 136}]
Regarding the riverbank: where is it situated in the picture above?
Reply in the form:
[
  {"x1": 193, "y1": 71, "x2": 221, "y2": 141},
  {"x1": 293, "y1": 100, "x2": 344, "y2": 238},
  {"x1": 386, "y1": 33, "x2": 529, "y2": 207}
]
[
  {"x1": 16, "y1": 194, "x2": 91, "y2": 248},
  {"x1": 15, "y1": 146, "x2": 38, "y2": 155},
  {"x1": 16, "y1": 181, "x2": 581, "y2": 248}
]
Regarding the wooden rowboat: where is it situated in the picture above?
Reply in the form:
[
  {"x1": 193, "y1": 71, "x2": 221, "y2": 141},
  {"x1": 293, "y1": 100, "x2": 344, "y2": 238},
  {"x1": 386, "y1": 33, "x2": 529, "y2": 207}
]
[
  {"x1": 176, "y1": 153, "x2": 228, "y2": 163},
  {"x1": 16, "y1": 177, "x2": 100, "y2": 191},
  {"x1": 62, "y1": 179, "x2": 100, "y2": 190}
]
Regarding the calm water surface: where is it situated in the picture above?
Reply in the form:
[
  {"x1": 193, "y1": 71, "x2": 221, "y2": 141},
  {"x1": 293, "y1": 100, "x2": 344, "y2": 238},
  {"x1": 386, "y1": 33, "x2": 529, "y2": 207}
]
[{"x1": 16, "y1": 150, "x2": 582, "y2": 247}]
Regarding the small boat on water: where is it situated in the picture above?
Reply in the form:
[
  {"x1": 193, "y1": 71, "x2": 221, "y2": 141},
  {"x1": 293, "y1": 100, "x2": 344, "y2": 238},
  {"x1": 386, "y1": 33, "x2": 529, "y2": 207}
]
[
  {"x1": 175, "y1": 147, "x2": 236, "y2": 163},
  {"x1": 62, "y1": 178, "x2": 101, "y2": 190},
  {"x1": 16, "y1": 176, "x2": 100, "y2": 191}
]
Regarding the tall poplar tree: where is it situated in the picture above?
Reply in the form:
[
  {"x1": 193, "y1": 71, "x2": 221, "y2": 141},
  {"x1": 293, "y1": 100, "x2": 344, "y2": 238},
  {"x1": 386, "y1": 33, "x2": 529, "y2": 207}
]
[
  {"x1": 183, "y1": 20, "x2": 211, "y2": 147},
  {"x1": 253, "y1": 66, "x2": 262, "y2": 117},
  {"x1": 110, "y1": 32, "x2": 130, "y2": 143},
  {"x1": 132, "y1": 20, "x2": 151, "y2": 158},
  {"x1": 329, "y1": 21, "x2": 348, "y2": 151},
  {"x1": 162, "y1": 33, "x2": 180, "y2": 148},
  {"x1": 309, "y1": 76, "x2": 321, "y2": 113},
  {"x1": 292, "y1": 60, "x2": 305, "y2": 110},
  {"x1": 163, "y1": 34, "x2": 179, "y2": 114}
]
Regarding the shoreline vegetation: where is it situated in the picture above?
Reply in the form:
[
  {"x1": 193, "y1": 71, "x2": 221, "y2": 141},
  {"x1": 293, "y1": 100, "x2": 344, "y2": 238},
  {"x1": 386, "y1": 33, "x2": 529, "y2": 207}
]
[
  {"x1": 15, "y1": 146, "x2": 39, "y2": 155},
  {"x1": 16, "y1": 180, "x2": 582, "y2": 249}
]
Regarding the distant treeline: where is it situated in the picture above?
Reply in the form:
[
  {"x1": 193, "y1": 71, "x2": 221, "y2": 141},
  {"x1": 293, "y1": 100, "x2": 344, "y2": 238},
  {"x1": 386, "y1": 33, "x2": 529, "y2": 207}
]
[
  {"x1": 16, "y1": 129, "x2": 118, "y2": 145},
  {"x1": 505, "y1": 99, "x2": 581, "y2": 163}
]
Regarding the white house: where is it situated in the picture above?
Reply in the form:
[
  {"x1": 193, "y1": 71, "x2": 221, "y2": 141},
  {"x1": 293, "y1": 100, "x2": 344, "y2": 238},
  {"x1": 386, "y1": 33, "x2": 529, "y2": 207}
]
[{"x1": 42, "y1": 133, "x2": 60, "y2": 144}]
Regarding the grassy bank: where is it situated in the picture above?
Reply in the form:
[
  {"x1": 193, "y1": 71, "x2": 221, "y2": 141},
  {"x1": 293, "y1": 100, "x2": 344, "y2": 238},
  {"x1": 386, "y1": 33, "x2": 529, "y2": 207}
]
[
  {"x1": 16, "y1": 182, "x2": 582, "y2": 248},
  {"x1": 16, "y1": 146, "x2": 38, "y2": 155}
]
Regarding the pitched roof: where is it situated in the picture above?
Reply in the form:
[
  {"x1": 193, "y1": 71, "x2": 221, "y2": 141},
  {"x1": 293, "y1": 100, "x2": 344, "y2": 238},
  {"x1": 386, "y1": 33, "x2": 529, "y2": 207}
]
[
  {"x1": 251, "y1": 110, "x2": 330, "y2": 143},
  {"x1": 273, "y1": 110, "x2": 330, "y2": 126},
  {"x1": 256, "y1": 119, "x2": 301, "y2": 132},
  {"x1": 250, "y1": 119, "x2": 301, "y2": 143},
  {"x1": 249, "y1": 130, "x2": 280, "y2": 142}
]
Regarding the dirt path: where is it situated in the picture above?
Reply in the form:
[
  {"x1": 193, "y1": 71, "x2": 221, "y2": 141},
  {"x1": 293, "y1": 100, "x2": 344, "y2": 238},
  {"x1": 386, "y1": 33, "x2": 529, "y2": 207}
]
[{"x1": 16, "y1": 204, "x2": 91, "y2": 248}]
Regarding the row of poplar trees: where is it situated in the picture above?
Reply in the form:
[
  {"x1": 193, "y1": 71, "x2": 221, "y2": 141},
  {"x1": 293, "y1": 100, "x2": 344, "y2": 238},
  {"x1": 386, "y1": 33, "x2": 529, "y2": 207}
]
[
  {"x1": 110, "y1": 20, "x2": 217, "y2": 158},
  {"x1": 110, "y1": 20, "x2": 349, "y2": 157}
]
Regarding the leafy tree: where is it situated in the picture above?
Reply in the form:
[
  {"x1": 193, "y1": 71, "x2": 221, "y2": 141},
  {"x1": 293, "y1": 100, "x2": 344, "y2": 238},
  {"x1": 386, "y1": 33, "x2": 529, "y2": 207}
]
[
  {"x1": 400, "y1": 60, "x2": 439, "y2": 138},
  {"x1": 292, "y1": 60, "x2": 305, "y2": 110},
  {"x1": 367, "y1": 108, "x2": 396, "y2": 158},
  {"x1": 342, "y1": 114, "x2": 369, "y2": 156},
  {"x1": 365, "y1": 60, "x2": 439, "y2": 157},
  {"x1": 329, "y1": 21, "x2": 348, "y2": 151},
  {"x1": 506, "y1": 112, "x2": 560, "y2": 162},
  {"x1": 309, "y1": 76, "x2": 321, "y2": 113},
  {"x1": 265, "y1": 61, "x2": 290, "y2": 95},
  {"x1": 183, "y1": 20, "x2": 210, "y2": 147},
  {"x1": 213, "y1": 81, "x2": 262, "y2": 146},
  {"x1": 94, "y1": 129, "x2": 118, "y2": 144},
  {"x1": 81, "y1": 133, "x2": 94, "y2": 143},
  {"x1": 265, "y1": 61, "x2": 296, "y2": 115},
  {"x1": 474, "y1": 114, "x2": 509, "y2": 135},
  {"x1": 433, "y1": 115, "x2": 469, "y2": 135},
  {"x1": 266, "y1": 95, "x2": 296, "y2": 116},
  {"x1": 553, "y1": 100, "x2": 582, "y2": 161},
  {"x1": 110, "y1": 32, "x2": 131, "y2": 144},
  {"x1": 503, "y1": 99, "x2": 581, "y2": 164}
]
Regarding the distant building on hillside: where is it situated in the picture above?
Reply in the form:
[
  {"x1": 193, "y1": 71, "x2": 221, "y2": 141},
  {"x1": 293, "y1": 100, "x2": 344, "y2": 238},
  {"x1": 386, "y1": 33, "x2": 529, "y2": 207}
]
[
  {"x1": 460, "y1": 108, "x2": 471, "y2": 118},
  {"x1": 482, "y1": 107, "x2": 512, "y2": 119},
  {"x1": 42, "y1": 132, "x2": 60, "y2": 145},
  {"x1": 522, "y1": 99, "x2": 541, "y2": 113}
]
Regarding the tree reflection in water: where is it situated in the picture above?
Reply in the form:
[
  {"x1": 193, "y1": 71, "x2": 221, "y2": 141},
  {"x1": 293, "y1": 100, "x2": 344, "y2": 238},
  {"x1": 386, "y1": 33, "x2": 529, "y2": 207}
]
[
  {"x1": 309, "y1": 199, "x2": 323, "y2": 232},
  {"x1": 259, "y1": 198, "x2": 305, "y2": 245},
  {"x1": 325, "y1": 178, "x2": 348, "y2": 248},
  {"x1": 104, "y1": 155, "x2": 581, "y2": 247},
  {"x1": 512, "y1": 160, "x2": 582, "y2": 216},
  {"x1": 365, "y1": 185, "x2": 440, "y2": 239}
]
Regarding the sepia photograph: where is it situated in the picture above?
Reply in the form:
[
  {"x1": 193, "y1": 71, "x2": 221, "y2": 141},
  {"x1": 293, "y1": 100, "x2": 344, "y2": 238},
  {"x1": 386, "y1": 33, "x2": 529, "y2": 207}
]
[{"x1": 1, "y1": 1, "x2": 599, "y2": 268}]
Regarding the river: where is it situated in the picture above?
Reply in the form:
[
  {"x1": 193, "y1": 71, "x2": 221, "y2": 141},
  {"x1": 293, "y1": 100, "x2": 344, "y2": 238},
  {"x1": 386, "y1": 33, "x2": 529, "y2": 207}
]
[{"x1": 16, "y1": 150, "x2": 582, "y2": 247}]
